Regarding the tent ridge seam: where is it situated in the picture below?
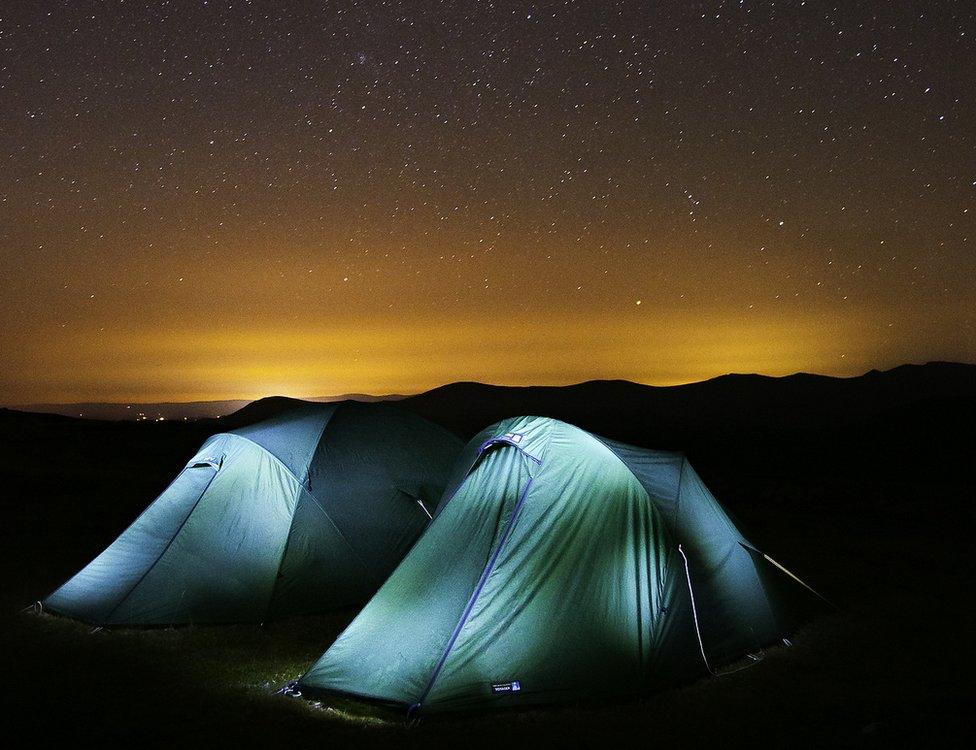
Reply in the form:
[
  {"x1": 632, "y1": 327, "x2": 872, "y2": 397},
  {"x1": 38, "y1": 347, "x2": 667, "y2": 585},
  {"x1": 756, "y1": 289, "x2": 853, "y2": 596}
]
[
  {"x1": 102, "y1": 465, "x2": 221, "y2": 624},
  {"x1": 413, "y1": 474, "x2": 536, "y2": 713},
  {"x1": 42, "y1": 456, "x2": 198, "y2": 606},
  {"x1": 428, "y1": 424, "x2": 536, "y2": 525},
  {"x1": 298, "y1": 403, "x2": 339, "y2": 487},
  {"x1": 297, "y1": 485, "x2": 376, "y2": 582},
  {"x1": 218, "y1": 432, "x2": 309, "y2": 490},
  {"x1": 263, "y1": 480, "x2": 308, "y2": 623},
  {"x1": 676, "y1": 456, "x2": 687, "y2": 529}
]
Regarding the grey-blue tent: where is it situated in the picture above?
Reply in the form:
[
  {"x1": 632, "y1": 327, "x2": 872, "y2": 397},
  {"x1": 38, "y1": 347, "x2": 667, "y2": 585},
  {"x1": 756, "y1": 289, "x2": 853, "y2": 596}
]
[
  {"x1": 43, "y1": 401, "x2": 462, "y2": 626},
  {"x1": 296, "y1": 416, "x2": 828, "y2": 713}
]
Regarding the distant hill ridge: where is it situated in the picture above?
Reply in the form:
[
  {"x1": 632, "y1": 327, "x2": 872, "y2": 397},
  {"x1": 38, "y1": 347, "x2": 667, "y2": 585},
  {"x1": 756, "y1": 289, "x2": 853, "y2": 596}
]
[
  {"x1": 3, "y1": 363, "x2": 973, "y2": 440},
  {"x1": 395, "y1": 361, "x2": 976, "y2": 443},
  {"x1": 3, "y1": 362, "x2": 972, "y2": 497},
  {"x1": 10, "y1": 392, "x2": 403, "y2": 422}
]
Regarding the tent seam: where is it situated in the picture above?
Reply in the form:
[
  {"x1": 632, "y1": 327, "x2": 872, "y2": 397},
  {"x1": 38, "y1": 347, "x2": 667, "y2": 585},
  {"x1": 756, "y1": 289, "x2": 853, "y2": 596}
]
[
  {"x1": 675, "y1": 458, "x2": 688, "y2": 533},
  {"x1": 217, "y1": 433, "x2": 309, "y2": 490},
  {"x1": 296, "y1": 403, "x2": 339, "y2": 487},
  {"x1": 101, "y1": 464, "x2": 221, "y2": 624},
  {"x1": 428, "y1": 426, "x2": 538, "y2": 524},
  {"x1": 295, "y1": 485, "x2": 377, "y2": 584},
  {"x1": 224, "y1": 430, "x2": 376, "y2": 590},
  {"x1": 412, "y1": 470, "x2": 536, "y2": 715},
  {"x1": 263, "y1": 478, "x2": 307, "y2": 623}
]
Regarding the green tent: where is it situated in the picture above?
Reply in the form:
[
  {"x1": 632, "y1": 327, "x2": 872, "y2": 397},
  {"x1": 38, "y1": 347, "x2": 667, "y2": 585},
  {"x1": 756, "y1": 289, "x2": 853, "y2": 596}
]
[
  {"x1": 296, "y1": 416, "x2": 826, "y2": 714},
  {"x1": 43, "y1": 401, "x2": 462, "y2": 626}
]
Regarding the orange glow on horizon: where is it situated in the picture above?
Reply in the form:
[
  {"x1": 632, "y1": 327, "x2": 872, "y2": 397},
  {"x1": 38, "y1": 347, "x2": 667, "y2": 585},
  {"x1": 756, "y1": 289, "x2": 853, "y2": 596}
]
[{"x1": 5, "y1": 305, "x2": 962, "y2": 405}]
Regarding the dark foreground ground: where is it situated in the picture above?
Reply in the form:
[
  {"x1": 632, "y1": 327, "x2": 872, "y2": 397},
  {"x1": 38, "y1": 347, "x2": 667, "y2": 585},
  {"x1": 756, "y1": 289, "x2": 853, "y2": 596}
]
[{"x1": 3, "y1": 367, "x2": 975, "y2": 748}]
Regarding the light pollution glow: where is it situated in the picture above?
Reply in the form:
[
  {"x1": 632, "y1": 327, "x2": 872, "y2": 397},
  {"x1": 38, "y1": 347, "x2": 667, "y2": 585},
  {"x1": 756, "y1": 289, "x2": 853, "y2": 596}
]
[{"x1": 4, "y1": 307, "x2": 962, "y2": 404}]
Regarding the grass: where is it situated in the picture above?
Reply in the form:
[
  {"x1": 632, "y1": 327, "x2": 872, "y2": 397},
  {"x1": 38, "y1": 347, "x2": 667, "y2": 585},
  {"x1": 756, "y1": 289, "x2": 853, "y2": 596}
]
[{"x1": 2, "y1": 414, "x2": 974, "y2": 747}]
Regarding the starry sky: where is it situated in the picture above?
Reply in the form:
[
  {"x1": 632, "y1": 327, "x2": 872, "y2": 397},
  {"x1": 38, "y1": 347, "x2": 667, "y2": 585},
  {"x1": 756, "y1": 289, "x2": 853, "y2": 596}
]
[{"x1": 2, "y1": 1, "x2": 974, "y2": 404}]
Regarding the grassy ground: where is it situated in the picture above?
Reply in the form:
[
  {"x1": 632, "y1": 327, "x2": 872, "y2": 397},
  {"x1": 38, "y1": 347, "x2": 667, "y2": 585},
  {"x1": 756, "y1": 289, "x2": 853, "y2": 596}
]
[{"x1": 2, "y1": 413, "x2": 973, "y2": 747}]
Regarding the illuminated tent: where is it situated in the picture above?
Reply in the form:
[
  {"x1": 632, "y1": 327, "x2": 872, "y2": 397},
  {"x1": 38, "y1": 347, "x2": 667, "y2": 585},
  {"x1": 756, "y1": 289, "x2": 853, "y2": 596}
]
[
  {"x1": 296, "y1": 416, "x2": 827, "y2": 714},
  {"x1": 43, "y1": 402, "x2": 462, "y2": 626}
]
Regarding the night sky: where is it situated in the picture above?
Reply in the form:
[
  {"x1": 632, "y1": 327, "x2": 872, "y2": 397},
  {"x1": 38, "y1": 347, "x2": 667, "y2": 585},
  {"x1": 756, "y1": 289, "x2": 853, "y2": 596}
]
[{"x1": 2, "y1": 1, "x2": 974, "y2": 404}]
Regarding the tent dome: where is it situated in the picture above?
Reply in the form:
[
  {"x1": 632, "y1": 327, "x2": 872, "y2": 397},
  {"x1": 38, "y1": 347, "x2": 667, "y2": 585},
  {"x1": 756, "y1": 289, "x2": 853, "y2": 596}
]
[
  {"x1": 43, "y1": 401, "x2": 463, "y2": 625},
  {"x1": 297, "y1": 416, "x2": 824, "y2": 713}
]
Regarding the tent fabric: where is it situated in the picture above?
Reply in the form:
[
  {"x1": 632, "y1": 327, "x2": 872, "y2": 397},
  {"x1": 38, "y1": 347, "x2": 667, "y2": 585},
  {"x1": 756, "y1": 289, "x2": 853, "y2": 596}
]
[
  {"x1": 43, "y1": 401, "x2": 463, "y2": 626},
  {"x1": 232, "y1": 402, "x2": 338, "y2": 487},
  {"x1": 297, "y1": 416, "x2": 821, "y2": 714}
]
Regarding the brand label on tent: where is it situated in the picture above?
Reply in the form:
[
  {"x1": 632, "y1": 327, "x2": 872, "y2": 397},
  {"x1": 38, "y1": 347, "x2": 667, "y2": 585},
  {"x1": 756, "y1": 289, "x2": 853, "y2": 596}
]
[{"x1": 491, "y1": 680, "x2": 521, "y2": 694}]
